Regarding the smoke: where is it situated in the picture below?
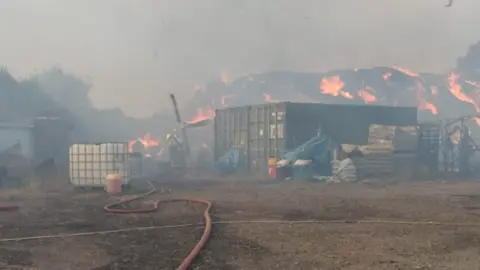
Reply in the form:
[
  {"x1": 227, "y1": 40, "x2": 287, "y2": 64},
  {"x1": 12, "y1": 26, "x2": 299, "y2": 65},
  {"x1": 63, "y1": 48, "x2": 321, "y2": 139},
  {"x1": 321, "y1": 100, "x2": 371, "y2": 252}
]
[
  {"x1": 0, "y1": 0, "x2": 479, "y2": 117},
  {"x1": 0, "y1": 67, "x2": 170, "y2": 142},
  {"x1": 0, "y1": 69, "x2": 69, "y2": 123},
  {"x1": 456, "y1": 41, "x2": 480, "y2": 74},
  {"x1": 34, "y1": 69, "x2": 94, "y2": 114},
  {"x1": 31, "y1": 69, "x2": 170, "y2": 141}
]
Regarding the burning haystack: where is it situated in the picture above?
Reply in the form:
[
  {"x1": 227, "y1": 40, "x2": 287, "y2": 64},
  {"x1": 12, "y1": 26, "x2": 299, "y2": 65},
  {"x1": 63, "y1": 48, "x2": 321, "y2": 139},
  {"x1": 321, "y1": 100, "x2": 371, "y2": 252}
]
[
  {"x1": 182, "y1": 41, "x2": 480, "y2": 127},
  {"x1": 185, "y1": 67, "x2": 480, "y2": 125}
]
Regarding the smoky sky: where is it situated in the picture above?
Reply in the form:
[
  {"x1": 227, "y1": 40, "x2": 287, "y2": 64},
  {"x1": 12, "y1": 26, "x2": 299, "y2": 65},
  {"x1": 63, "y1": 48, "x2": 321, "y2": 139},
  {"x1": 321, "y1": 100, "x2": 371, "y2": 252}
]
[{"x1": 0, "y1": 0, "x2": 478, "y2": 117}]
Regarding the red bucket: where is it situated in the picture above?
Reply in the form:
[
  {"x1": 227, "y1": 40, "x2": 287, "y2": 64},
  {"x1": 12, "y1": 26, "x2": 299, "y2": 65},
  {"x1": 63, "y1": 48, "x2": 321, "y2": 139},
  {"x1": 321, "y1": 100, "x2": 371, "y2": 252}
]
[{"x1": 268, "y1": 158, "x2": 277, "y2": 179}]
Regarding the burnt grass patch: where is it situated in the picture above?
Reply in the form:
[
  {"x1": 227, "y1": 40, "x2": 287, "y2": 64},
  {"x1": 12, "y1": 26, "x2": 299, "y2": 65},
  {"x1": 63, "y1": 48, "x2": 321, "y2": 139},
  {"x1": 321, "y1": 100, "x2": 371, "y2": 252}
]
[
  {"x1": 2, "y1": 180, "x2": 480, "y2": 269},
  {"x1": 92, "y1": 228, "x2": 200, "y2": 270},
  {"x1": 281, "y1": 203, "x2": 381, "y2": 221},
  {"x1": 441, "y1": 230, "x2": 480, "y2": 253},
  {"x1": 0, "y1": 247, "x2": 33, "y2": 267},
  {"x1": 190, "y1": 225, "x2": 273, "y2": 270}
]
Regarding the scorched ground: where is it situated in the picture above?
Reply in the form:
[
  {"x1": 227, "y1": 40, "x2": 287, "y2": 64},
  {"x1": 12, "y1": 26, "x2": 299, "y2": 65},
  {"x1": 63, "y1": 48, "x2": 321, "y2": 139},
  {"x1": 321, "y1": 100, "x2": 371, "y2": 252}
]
[{"x1": 0, "y1": 179, "x2": 479, "y2": 269}]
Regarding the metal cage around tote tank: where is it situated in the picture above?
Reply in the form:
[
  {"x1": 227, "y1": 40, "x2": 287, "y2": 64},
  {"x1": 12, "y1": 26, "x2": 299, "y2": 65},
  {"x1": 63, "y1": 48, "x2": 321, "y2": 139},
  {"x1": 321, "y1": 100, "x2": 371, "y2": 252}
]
[{"x1": 69, "y1": 143, "x2": 131, "y2": 187}]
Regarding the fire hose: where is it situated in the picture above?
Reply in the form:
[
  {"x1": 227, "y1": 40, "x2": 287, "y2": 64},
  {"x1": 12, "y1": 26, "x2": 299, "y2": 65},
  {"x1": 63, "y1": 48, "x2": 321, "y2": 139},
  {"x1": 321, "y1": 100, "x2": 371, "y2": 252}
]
[
  {"x1": 103, "y1": 181, "x2": 213, "y2": 270},
  {"x1": 9, "y1": 191, "x2": 480, "y2": 269}
]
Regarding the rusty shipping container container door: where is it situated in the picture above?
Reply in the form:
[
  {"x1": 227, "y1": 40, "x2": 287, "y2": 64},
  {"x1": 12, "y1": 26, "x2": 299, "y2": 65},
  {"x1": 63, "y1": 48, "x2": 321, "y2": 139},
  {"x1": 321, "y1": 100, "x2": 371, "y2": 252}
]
[
  {"x1": 248, "y1": 103, "x2": 287, "y2": 175},
  {"x1": 214, "y1": 106, "x2": 250, "y2": 171}
]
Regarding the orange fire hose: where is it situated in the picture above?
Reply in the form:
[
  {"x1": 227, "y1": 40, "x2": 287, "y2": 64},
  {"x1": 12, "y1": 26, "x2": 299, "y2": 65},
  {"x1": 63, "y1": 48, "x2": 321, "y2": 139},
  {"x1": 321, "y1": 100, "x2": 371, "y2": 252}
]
[{"x1": 103, "y1": 182, "x2": 212, "y2": 270}]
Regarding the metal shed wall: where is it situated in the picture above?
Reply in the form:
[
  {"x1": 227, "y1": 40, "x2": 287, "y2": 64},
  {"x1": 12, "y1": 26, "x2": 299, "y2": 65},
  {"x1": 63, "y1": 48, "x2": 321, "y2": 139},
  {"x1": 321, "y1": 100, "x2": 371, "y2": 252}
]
[
  {"x1": 214, "y1": 105, "x2": 251, "y2": 171},
  {"x1": 214, "y1": 102, "x2": 417, "y2": 176},
  {"x1": 0, "y1": 123, "x2": 34, "y2": 159},
  {"x1": 215, "y1": 103, "x2": 289, "y2": 175},
  {"x1": 294, "y1": 103, "x2": 417, "y2": 145}
]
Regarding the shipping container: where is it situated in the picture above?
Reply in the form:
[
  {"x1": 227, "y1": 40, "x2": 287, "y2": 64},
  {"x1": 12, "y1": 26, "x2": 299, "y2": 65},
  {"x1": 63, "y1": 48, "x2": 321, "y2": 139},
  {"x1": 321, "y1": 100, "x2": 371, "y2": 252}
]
[
  {"x1": 0, "y1": 123, "x2": 34, "y2": 159},
  {"x1": 214, "y1": 102, "x2": 417, "y2": 176},
  {"x1": 69, "y1": 143, "x2": 130, "y2": 187}
]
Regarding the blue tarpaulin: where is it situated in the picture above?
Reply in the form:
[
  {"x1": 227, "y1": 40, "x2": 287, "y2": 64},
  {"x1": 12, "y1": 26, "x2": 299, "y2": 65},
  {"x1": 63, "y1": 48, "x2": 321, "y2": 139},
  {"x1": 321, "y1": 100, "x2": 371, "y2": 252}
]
[
  {"x1": 281, "y1": 135, "x2": 333, "y2": 163},
  {"x1": 280, "y1": 135, "x2": 336, "y2": 178},
  {"x1": 215, "y1": 148, "x2": 242, "y2": 173},
  {"x1": 215, "y1": 135, "x2": 336, "y2": 177}
]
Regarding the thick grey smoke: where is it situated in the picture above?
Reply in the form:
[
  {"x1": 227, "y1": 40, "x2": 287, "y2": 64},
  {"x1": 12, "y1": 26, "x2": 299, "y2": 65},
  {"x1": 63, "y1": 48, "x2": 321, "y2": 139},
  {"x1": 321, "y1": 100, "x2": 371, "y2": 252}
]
[{"x1": 0, "y1": 0, "x2": 479, "y2": 117}]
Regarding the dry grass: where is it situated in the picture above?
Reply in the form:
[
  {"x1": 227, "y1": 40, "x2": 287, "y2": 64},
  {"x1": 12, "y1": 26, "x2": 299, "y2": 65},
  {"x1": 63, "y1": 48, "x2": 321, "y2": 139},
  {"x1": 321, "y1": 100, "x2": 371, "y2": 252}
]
[
  {"x1": 0, "y1": 179, "x2": 480, "y2": 269},
  {"x1": 0, "y1": 181, "x2": 43, "y2": 201},
  {"x1": 0, "y1": 172, "x2": 71, "y2": 201}
]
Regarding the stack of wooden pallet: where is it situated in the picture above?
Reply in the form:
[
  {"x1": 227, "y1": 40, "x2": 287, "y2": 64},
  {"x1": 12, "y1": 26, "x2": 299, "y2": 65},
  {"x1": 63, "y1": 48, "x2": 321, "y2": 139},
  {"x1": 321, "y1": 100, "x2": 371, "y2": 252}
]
[{"x1": 342, "y1": 125, "x2": 395, "y2": 179}]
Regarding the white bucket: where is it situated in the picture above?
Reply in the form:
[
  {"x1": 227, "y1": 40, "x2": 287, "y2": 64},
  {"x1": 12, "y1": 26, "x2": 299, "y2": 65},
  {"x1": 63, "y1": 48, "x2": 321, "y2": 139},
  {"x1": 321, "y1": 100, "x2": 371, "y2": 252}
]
[{"x1": 105, "y1": 174, "x2": 122, "y2": 194}]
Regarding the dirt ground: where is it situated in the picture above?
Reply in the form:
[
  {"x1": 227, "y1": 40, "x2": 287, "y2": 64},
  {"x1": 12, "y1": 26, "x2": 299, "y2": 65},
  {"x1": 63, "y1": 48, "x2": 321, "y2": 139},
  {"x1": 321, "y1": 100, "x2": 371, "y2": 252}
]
[{"x1": 0, "y1": 178, "x2": 480, "y2": 270}]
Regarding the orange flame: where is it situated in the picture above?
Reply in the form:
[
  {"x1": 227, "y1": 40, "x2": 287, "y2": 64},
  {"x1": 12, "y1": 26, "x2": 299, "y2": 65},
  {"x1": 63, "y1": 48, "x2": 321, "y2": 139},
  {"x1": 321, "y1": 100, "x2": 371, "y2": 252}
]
[
  {"x1": 358, "y1": 87, "x2": 376, "y2": 103},
  {"x1": 392, "y1": 66, "x2": 419, "y2": 77},
  {"x1": 389, "y1": 67, "x2": 438, "y2": 116},
  {"x1": 419, "y1": 102, "x2": 438, "y2": 115},
  {"x1": 412, "y1": 82, "x2": 438, "y2": 115},
  {"x1": 448, "y1": 73, "x2": 480, "y2": 125},
  {"x1": 448, "y1": 73, "x2": 472, "y2": 104},
  {"x1": 128, "y1": 132, "x2": 160, "y2": 152},
  {"x1": 187, "y1": 107, "x2": 216, "y2": 124},
  {"x1": 320, "y1": 76, "x2": 353, "y2": 99}
]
